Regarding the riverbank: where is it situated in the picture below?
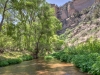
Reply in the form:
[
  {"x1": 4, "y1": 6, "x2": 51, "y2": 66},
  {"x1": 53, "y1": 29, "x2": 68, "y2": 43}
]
[
  {"x1": 48, "y1": 39, "x2": 100, "y2": 75},
  {"x1": 0, "y1": 51, "x2": 33, "y2": 67}
]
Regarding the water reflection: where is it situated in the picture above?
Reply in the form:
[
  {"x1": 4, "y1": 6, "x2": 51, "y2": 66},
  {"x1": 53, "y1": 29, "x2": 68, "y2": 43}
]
[{"x1": 0, "y1": 59, "x2": 90, "y2": 75}]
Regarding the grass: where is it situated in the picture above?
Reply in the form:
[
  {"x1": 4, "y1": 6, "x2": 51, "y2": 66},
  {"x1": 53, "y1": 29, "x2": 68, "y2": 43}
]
[{"x1": 0, "y1": 51, "x2": 33, "y2": 67}]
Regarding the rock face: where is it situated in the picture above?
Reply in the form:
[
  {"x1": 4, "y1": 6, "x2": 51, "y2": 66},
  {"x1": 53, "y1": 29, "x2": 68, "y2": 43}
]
[
  {"x1": 73, "y1": 0, "x2": 95, "y2": 11},
  {"x1": 95, "y1": 0, "x2": 100, "y2": 2},
  {"x1": 50, "y1": 0, "x2": 99, "y2": 34}
]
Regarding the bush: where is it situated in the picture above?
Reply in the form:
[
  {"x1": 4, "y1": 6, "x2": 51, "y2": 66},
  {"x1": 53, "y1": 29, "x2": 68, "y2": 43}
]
[
  {"x1": 56, "y1": 40, "x2": 64, "y2": 50},
  {"x1": 52, "y1": 38, "x2": 100, "y2": 75},
  {"x1": 0, "y1": 55, "x2": 33, "y2": 67},
  {"x1": 89, "y1": 56, "x2": 100, "y2": 75},
  {"x1": 88, "y1": 53, "x2": 100, "y2": 61},
  {"x1": 60, "y1": 54, "x2": 74, "y2": 63},
  {"x1": 81, "y1": 9, "x2": 89, "y2": 14},
  {"x1": 0, "y1": 56, "x2": 6, "y2": 61},
  {"x1": 44, "y1": 56, "x2": 54, "y2": 61},
  {"x1": 20, "y1": 55, "x2": 33, "y2": 61},
  {"x1": 72, "y1": 53, "x2": 100, "y2": 73},
  {"x1": 94, "y1": 21, "x2": 100, "y2": 25},
  {"x1": 72, "y1": 55, "x2": 94, "y2": 72},
  {"x1": 52, "y1": 51, "x2": 66, "y2": 59},
  {"x1": 90, "y1": 61, "x2": 100, "y2": 75},
  {"x1": 0, "y1": 60, "x2": 9, "y2": 67},
  {"x1": 7, "y1": 58, "x2": 22, "y2": 65},
  {"x1": 84, "y1": 15, "x2": 91, "y2": 22}
]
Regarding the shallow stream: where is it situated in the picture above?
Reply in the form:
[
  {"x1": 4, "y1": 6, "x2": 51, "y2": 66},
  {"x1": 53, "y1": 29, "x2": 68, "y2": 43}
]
[{"x1": 0, "y1": 59, "x2": 91, "y2": 75}]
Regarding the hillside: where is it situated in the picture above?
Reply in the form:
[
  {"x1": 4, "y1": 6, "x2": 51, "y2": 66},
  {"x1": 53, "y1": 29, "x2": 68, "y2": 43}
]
[
  {"x1": 50, "y1": 0, "x2": 100, "y2": 46},
  {"x1": 59, "y1": 2, "x2": 100, "y2": 47},
  {"x1": 50, "y1": 0, "x2": 100, "y2": 34}
]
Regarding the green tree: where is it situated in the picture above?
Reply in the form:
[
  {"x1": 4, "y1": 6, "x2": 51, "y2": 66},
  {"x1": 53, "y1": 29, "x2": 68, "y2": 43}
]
[{"x1": 0, "y1": 0, "x2": 61, "y2": 58}]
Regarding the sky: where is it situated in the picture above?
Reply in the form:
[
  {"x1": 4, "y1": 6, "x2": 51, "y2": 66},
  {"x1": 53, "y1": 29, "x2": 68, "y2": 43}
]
[
  {"x1": 46, "y1": 0, "x2": 71, "y2": 6},
  {"x1": 0, "y1": 0, "x2": 71, "y2": 22},
  {"x1": 0, "y1": 15, "x2": 2, "y2": 22}
]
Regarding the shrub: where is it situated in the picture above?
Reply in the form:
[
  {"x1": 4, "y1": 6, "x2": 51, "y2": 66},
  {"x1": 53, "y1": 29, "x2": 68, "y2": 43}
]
[
  {"x1": 20, "y1": 55, "x2": 33, "y2": 61},
  {"x1": 44, "y1": 56, "x2": 54, "y2": 61},
  {"x1": 83, "y1": 15, "x2": 92, "y2": 22},
  {"x1": 0, "y1": 56, "x2": 6, "y2": 61},
  {"x1": 0, "y1": 55, "x2": 33, "y2": 67},
  {"x1": 73, "y1": 11, "x2": 81, "y2": 18},
  {"x1": 72, "y1": 55, "x2": 94, "y2": 72},
  {"x1": 52, "y1": 51, "x2": 66, "y2": 59},
  {"x1": 53, "y1": 39, "x2": 64, "y2": 50},
  {"x1": 90, "y1": 61, "x2": 100, "y2": 75},
  {"x1": 51, "y1": 38, "x2": 100, "y2": 75},
  {"x1": 60, "y1": 54, "x2": 74, "y2": 63},
  {"x1": 7, "y1": 58, "x2": 22, "y2": 65},
  {"x1": 81, "y1": 9, "x2": 89, "y2": 14},
  {"x1": 94, "y1": 21, "x2": 100, "y2": 25},
  {"x1": 0, "y1": 60, "x2": 9, "y2": 67},
  {"x1": 89, "y1": 56, "x2": 100, "y2": 75},
  {"x1": 88, "y1": 53, "x2": 100, "y2": 61}
]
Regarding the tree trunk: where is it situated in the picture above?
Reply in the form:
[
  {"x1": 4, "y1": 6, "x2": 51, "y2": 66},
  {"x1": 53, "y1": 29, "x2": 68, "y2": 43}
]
[
  {"x1": 0, "y1": 25, "x2": 2, "y2": 31},
  {"x1": 0, "y1": 0, "x2": 9, "y2": 30},
  {"x1": 33, "y1": 42, "x2": 39, "y2": 59}
]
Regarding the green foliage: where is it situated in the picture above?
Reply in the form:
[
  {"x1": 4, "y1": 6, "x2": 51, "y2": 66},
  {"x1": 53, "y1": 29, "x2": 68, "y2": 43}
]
[
  {"x1": 20, "y1": 55, "x2": 33, "y2": 61},
  {"x1": 7, "y1": 58, "x2": 22, "y2": 65},
  {"x1": 0, "y1": 56, "x2": 6, "y2": 61},
  {"x1": 51, "y1": 35, "x2": 64, "y2": 50},
  {"x1": 44, "y1": 56, "x2": 54, "y2": 61},
  {"x1": 89, "y1": 56, "x2": 100, "y2": 75},
  {"x1": 0, "y1": 32, "x2": 14, "y2": 49},
  {"x1": 93, "y1": 4, "x2": 100, "y2": 19},
  {"x1": 91, "y1": 61, "x2": 100, "y2": 75},
  {"x1": 52, "y1": 51, "x2": 66, "y2": 60},
  {"x1": 0, "y1": 60, "x2": 9, "y2": 67},
  {"x1": 60, "y1": 54, "x2": 73, "y2": 62},
  {"x1": 60, "y1": 29, "x2": 72, "y2": 40},
  {"x1": 0, "y1": 55, "x2": 33, "y2": 67},
  {"x1": 72, "y1": 54, "x2": 95, "y2": 72},
  {"x1": 50, "y1": 38, "x2": 100, "y2": 75},
  {"x1": 0, "y1": 56, "x2": 9, "y2": 67},
  {"x1": 0, "y1": 0, "x2": 61, "y2": 58}
]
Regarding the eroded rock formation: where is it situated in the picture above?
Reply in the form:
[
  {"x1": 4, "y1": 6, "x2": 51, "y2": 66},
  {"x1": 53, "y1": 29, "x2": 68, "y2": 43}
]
[{"x1": 50, "y1": 0, "x2": 99, "y2": 34}]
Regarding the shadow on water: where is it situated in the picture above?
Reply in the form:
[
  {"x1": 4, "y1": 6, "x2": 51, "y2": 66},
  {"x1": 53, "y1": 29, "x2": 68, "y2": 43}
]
[{"x1": 0, "y1": 59, "x2": 91, "y2": 75}]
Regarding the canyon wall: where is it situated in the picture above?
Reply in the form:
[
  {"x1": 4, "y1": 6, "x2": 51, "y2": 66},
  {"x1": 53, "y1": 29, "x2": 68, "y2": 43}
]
[
  {"x1": 50, "y1": 0, "x2": 99, "y2": 34},
  {"x1": 51, "y1": 0, "x2": 98, "y2": 20}
]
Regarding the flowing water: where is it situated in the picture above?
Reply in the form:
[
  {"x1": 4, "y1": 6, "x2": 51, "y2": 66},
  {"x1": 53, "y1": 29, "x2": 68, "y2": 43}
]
[{"x1": 0, "y1": 59, "x2": 91, "y2": 75}]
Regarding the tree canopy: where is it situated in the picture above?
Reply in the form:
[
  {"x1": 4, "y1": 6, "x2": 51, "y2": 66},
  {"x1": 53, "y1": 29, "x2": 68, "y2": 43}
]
[{"x1": 0, "y1": 0, "x2": 61, "y2": 58}]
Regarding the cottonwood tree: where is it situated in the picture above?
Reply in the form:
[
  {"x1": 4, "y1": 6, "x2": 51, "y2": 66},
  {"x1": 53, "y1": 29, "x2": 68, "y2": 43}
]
[
  {"x1": 0, "y1": 0, "x2": 61, "y2": 58},
  {"x1": 18, "y1": 0, "x2": 61, "y2": 58}
]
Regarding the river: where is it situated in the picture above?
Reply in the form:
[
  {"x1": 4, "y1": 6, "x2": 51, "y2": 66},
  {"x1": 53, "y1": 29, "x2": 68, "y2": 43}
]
[{"x1": 0, "y1": 59, "x2": 91, "y2": 75}]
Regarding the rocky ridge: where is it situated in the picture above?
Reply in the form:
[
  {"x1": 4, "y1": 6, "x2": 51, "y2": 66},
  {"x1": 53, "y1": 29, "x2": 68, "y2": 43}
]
[
  {"x1": 60, "y1": 3, "x2": 100, "y2": 47},
  {"x1": 51, "y1": 0, "x2": 100, "y2": 46},
  {"x1": 51, "y1": 0, "x2": 100, "y2": 34}
]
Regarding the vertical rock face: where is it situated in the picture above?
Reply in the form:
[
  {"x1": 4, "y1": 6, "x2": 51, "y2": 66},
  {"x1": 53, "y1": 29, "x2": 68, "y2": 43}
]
[
  {"x1": 60, "y1": 3, "x2": 69, "y2": 20},
  {"x1": 67, "y1": 1, "x2": 77, "y2": 17},
  {"x1": 50, "y1": 4, "x2": 59, "y2": 17},
  {"x1": 73, "y1": 0, "x2": 95, "y2": 11},
  {"x1": 95, "y1": 0, "x2": 100, "y2": 2},
  {"x1": 50, "y1": 0, "x2": 99, "y2": 34},
  {"x1": 51, "y1": 0, "x2": 96, "y2": 21}
]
